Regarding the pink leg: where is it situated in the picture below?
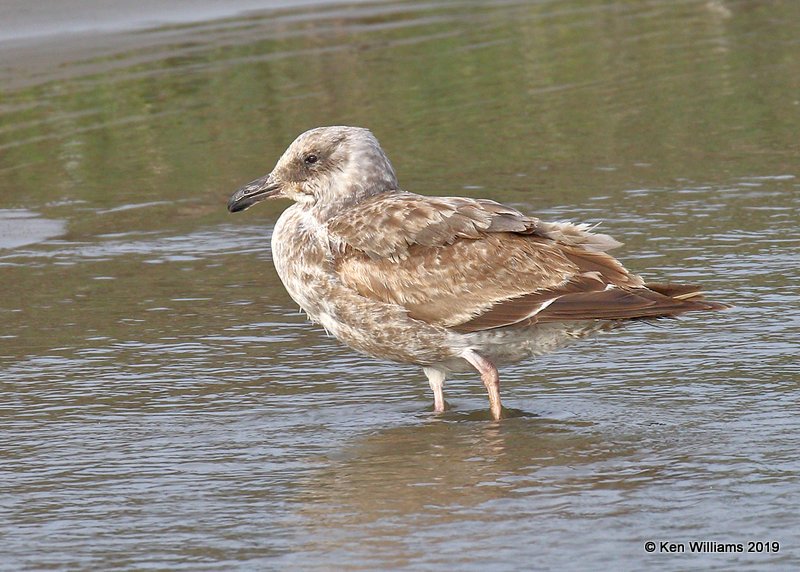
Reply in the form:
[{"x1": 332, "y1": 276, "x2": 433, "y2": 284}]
[
  {"x1": 461, "y1": 349, "x2": 503, "y2": 420},
  {"x1": 423, "y1": 367, "x2": 447, "y2": 413}
]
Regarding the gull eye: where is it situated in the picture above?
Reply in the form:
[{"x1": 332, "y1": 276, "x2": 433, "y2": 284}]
[{"x1": 304, "y1": 154, "x2": 318, "y2": 165}]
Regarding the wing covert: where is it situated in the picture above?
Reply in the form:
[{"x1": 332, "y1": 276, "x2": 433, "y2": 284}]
[{"x1": 328, "y1": 192, "x2": 643, "y2": 331}]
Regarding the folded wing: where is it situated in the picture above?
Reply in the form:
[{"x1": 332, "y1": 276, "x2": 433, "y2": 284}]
[{"x1": 327, "y1": 192, "x2": 725, "y2": 332}]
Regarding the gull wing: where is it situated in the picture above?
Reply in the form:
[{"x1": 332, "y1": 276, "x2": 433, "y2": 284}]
[
  {"x1": 326, "y1": 193, "x2": 719, "y2": 332},
  {"x1": 327, "y1": 192, "x2": 622, "y2": 260}
]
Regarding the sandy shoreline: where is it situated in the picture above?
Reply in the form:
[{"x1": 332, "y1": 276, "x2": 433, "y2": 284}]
[
  {"x1": 0, "y1": 0, "x2": 374, "y2": 90},
  {"x1": 0, "y1": 0, "x2": 361, "y2": 42}
]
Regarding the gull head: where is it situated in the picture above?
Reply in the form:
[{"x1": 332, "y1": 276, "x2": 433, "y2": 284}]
[{"x1": 227, "y1": 126, "x2": 398, "y2": 217}]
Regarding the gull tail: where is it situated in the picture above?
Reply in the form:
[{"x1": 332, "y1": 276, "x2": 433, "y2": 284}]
[
  {"x1": 644, "y1": 282, "x2": 731, "y2": 311},
  {"x1": 532, "y1": 282, "x2": 731, "y2": 323}
]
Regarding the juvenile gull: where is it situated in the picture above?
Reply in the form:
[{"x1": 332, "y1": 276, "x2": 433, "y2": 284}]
[{"x1": 228, "y1": 126, "x2": 727, "y2": 419}]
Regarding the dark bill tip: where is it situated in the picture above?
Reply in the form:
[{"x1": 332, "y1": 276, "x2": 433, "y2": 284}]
[{"x1": 227, "y1": 174, "x2": 282, "y2": 213}]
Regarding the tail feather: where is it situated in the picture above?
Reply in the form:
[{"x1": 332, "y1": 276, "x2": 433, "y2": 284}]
[
  {"x1": 535, "y1": 282, "x2": 730, "y2": 323},
  {"x1": 453, "y1": 279, "x2": 730, "y2": 333},
  {"x1": 645, "y1": 282, "x2": 731, "y2": 310}
]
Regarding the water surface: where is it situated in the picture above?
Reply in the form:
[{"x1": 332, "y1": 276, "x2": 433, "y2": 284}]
[{"x1": 1, "y1": 1, "x2": 799, "y2": 570}]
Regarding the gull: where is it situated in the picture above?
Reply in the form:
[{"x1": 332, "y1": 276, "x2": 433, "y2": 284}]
[{"x1": 228, "y1": 126, "x2": 727, "y2": 419}]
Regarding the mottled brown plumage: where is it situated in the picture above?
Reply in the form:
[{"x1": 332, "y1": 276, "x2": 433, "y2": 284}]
[{"x1": 228, "y1": 126, "x2": 728, "y2": 419}]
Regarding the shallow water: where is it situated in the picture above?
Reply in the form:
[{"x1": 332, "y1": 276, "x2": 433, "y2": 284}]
[{"x1": 1, "y1": 0, "x2": 799, "y2": 570}]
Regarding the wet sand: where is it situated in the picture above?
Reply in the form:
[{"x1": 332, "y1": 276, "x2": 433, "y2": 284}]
[
  {"x1": 0, "y1": 210, "x2": 66, "y2": 250},
  {"x1": 0, "y1": 0, "x2": 375, "y2": 90},
  {"x1": 0, "y1": 0, "x2": 370, "y2": 41}
]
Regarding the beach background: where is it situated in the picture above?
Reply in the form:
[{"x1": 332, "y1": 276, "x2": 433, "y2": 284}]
[{"x1": 2, "y1": 1, "x2": 799, "y2": 570}]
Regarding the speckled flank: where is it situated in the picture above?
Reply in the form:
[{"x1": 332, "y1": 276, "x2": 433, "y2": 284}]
[{"x1": 271, "y1": 204, "x2": 454, "y2": 366}]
